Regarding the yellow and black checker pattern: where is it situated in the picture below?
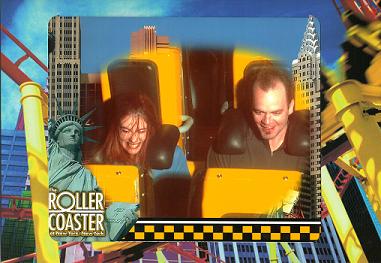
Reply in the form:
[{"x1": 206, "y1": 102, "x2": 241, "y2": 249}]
[{"x1": 123, "y1": 220, "x2": 321, "y2": 242}]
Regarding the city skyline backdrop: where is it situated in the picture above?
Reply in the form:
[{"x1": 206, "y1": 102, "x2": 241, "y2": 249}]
[
  {"x1": 1, "y1": 0, "x2": 346, "y2": 129},
  {"x1": 81, "y1": 17, "x2": 310, "y2": 73}
]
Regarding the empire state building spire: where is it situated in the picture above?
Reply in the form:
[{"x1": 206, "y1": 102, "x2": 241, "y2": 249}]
[{"x1": 298, "y1": 15, "x2": 320, "y2": 57}]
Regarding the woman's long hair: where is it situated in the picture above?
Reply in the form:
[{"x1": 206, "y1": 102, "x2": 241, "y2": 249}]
[{"x1": 95, "y1": 93, "x2": 160, "y2": 167}]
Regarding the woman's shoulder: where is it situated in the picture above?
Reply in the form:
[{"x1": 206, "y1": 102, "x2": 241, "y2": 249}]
[
  {"x1": 174, "y1": 145, "x2": 185, "y2": 155},
  {"x1": 173, "y1": 146, "x2": 188, "y2": 162},
  {"x1": 90, "y1": 151, "x2": 105, "y2": 164}
]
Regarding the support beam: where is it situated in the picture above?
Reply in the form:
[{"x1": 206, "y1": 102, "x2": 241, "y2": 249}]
[
  {"x1": 326, "y1": 80, "x2": 381, "y2": 207},
  {"x1": 1, "y1": 24, "x2": 48, "y2": 72},
  {"x1": 267, "y1": 243, "x2": 278, "y2": 262},
  {"x1": 19, "y1": 82, "x2": 59, "y2": 262},
  {"x1": 1, "y1": 52, "x2": 31, "y2": 85},
  {"x1": 321, "y1": 165, "x2": 368, "y2": 262},
  {"x1": 280, "y1": 243, "x2": 300, "y2": 263}
]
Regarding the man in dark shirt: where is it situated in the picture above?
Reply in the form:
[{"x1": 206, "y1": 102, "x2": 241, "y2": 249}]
[{"x1": 207, "y1": 64, "x2": 308, "y2": 174}]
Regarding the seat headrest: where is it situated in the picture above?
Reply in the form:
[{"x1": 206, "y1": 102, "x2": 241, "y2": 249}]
[
  {"x1": 213, "y1": 109, "x2": 247, "y2": 154},
  {"x1": 146, "y1": 124, "x2": 180, "y2": 170},
  {"x1": 285, "y1": 110, "x2": 310, "y2": 156}
]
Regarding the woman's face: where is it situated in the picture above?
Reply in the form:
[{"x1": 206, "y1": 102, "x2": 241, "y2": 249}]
[{"x1": 118, "y1": 113, "x2": 148, "y2": 156}]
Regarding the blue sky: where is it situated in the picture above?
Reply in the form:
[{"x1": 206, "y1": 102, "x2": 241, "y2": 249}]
[
  {"x1": 1, "y1": 0, "x2": 345, "y2": 129},
  {"x1": 81, "y1": 17, "x2": 309, "y2": 73}
]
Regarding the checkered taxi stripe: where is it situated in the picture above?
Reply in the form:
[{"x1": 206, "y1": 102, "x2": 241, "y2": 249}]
[{"x1": 122, "y1": 220, "x2": 321, "y2": 241}]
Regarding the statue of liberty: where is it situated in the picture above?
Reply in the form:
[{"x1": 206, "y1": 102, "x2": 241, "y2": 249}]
[{"x1": 48, "y1": 102, "x2": 139, "y2": 241}]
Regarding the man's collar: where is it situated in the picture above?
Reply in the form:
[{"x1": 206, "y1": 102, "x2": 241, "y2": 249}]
[{"x1": 251, "y1": 125, "x2": 287, "y2": 153}]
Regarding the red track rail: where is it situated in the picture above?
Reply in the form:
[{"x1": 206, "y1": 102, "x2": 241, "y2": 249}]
[
  {"x1": 0, "y1": 195, "x2": 33, "y2": 220},
  {"x1": 163, "y1": 242, "x2": 226, "y2": 263},
  {"x1": 1, "y1": 24, "x2": 48, "y2": 130},
  {"x1": 1, "y1": 24, "x2": 48, "y2": 73},
  {"x1": 333, "y1": 0, "x2": 381, "y2": 21},
  {"x1": 2, "y1": 242, "x2": 81, "y2": 263}
]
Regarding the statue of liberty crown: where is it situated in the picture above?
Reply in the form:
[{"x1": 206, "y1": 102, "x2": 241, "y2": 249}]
[{"x1": 50, "y1": 98, "x2": 100, "y2": 143}]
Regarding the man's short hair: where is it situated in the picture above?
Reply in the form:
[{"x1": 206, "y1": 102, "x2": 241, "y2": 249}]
[{"x1": 246, "y1": 63, "x2": 294, "y2": 104}]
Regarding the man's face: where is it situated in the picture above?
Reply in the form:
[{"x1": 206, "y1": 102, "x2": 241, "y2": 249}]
[
  {"x1": 57, "y1": 124, "x2": 81, "y2": 149},
  {"x1": 251, "y1": 80, "x2": 294, "y2": 143},
  {"x1": 119, "y1": 114, "x2": 148, "y2": 156}
]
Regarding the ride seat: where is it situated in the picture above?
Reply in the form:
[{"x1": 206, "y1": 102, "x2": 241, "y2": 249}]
[{"x1": 189, "y1": 108, "x2": 309, "y2": 218}]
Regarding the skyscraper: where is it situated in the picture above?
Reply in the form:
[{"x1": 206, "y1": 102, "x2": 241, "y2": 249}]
[
  {"x1": 1, "y1": 190, "x2": 35, "y2": 261},
  {"x1": 48, "y1": 16, "x2": 81, "y2": 119},
  {"x1": 1, "y1": 129, "x2": 29, "y2": 206},
  {"x1": 292, "y1": 15, "x2": 321, "y2": 219},
  {"x1": 79, "y1": 73, "x2": 103, "y2": 160},
  {"x1": 1, "y1": 129, "x2": 48, "y2": 210},
  {"x1": 80, "y1": 73, "x2": 102, "y2": 116},
  {"x1": 130, "y1": 26, "x2": 169, "y2": 54},
  {"x1": 0, "y1": 129, "x2": 35, "y2": 260}
]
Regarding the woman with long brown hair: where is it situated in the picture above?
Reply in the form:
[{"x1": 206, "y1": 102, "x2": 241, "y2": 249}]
[
  {"x1": 94, "y1": 93, "x2": 160, "y2": 167},
  {"x1": 94, "y1": 93, "x2": 191, "y2": 217},
  {"x1": 95, "y1": 91, "x2": 191, "y2": 174}
]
